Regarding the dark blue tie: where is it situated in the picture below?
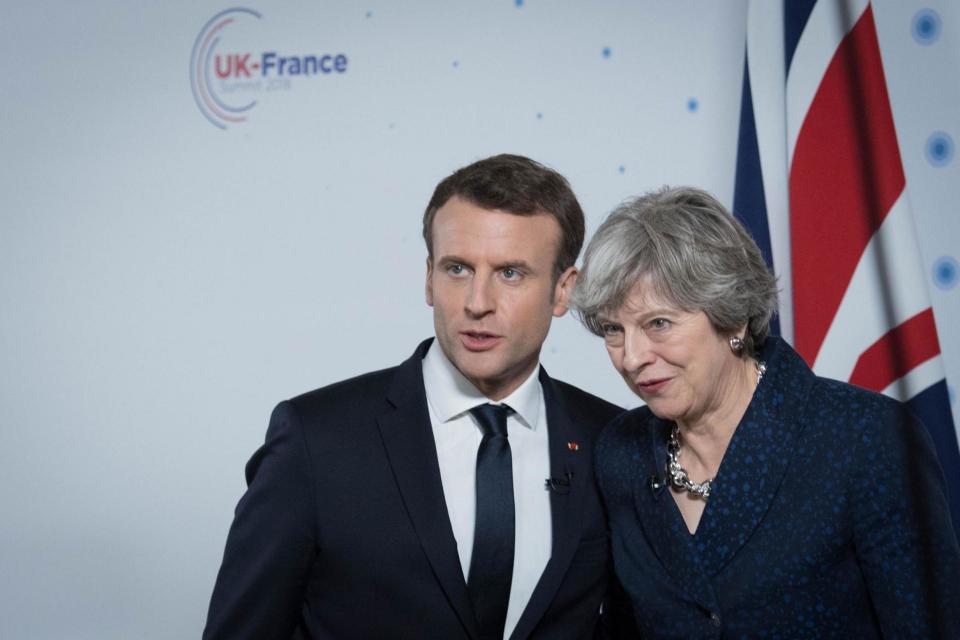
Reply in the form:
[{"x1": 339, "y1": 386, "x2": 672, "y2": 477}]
[{"x1": 468, "y1": 403, "x2": 514, "y2": 640}]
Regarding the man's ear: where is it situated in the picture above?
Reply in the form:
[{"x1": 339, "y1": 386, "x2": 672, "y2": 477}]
[
  {"x1": 425, "y1": 256, "x2": 434, "y2": 307},
  {"x1": 552, "y1": 266, "x2": 578, "y2": 317}
]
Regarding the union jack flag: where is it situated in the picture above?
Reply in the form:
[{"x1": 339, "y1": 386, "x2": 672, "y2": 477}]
[{"x1": 733, "y1": 0, "x2": 960, "y2": 533}]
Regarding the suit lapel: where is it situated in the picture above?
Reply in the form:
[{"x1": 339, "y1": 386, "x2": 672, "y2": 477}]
[
  {"x1": 692, "y1": 338, "x2": 816, "y2": 578},
  {"x1": 509, "y1": 370, "x2": 589, "y2": 640},
  {"x1": 376, "y1": 340, "x2": 479, "y2": 640},
  {"x1": 632, "y1": 415, "x2": 719, "y2": 612}
]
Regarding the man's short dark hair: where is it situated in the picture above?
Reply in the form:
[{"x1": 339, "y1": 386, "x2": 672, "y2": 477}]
[{"x1": 423, "y1": 154, "x2": 585, "y2": 282}]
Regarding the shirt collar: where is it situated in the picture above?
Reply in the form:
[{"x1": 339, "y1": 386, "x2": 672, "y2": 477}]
[{"x1": 422, "y1": 339, "x2": 542, "y2": 431}]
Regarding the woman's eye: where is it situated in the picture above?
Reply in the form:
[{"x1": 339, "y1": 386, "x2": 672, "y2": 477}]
[
  {"x1": 600, "y1": 323, "x2": 622, "y2": 335},
  {"x1": 650, "y1": 318, "x2": 671, "y2": 330}
]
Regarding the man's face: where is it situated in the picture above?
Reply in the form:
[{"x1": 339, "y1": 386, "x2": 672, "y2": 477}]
[{"x1": 426, "y1": 196, "x2": 576, "y2": 401}]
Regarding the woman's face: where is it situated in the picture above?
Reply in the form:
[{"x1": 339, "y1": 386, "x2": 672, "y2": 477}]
[{"x1": 597, "y1": 278, "x2": 743, "y2": 429}]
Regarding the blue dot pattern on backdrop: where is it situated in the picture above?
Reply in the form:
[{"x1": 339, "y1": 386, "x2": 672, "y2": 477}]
[
  {"x1": 688, "y1": 98, "x2": 699, "y2": 112},
  {"x1": 515, "y1": 0, "x2": 523, "y2": 7},
  {"x1": 366, "y1": 10, "x2": 372, "y2": 18},
  {"x1": 602, "y1": 47, "x2": 612, "y2": 59},
  {"x1": 925, "y1": 131, "x2": 954, "y2": 167},
  {"x1": 618, "y1": 165, "x2": 625, "y2": 174},
  {"x1": 536, "y1": 112, "x2": 543, "y2": 120},
  {"x1": 452, "y1": 60, "x2": 459, "y2": 68},
  {"x1": 933, "y1": 256, "x2": 959, "y2": 290},
  {"x1": 912, "y1": 9, "x2": 941, "y2": 45}
]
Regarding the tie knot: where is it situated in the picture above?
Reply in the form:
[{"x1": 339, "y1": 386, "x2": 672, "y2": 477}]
[{"x1": 470, "y1": 403, "x2": 511, "y2": 438}]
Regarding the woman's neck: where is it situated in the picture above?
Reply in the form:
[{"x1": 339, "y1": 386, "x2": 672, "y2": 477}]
[{"x1": 676, "y1": 356, "x2": 758, "y2": 478}]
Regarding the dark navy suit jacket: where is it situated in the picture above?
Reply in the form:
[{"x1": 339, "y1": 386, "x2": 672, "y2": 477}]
[
  {"x1": 597, "y1": 337, "x2": 960, "y2": 639},
  {"x1": 204, "y1": 339, "x2": 628, "y2": 640}
]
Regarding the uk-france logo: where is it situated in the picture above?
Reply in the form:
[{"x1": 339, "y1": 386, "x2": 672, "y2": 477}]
[{"x1": 190, "y1": 7, "x2": 349, "y2": 129}]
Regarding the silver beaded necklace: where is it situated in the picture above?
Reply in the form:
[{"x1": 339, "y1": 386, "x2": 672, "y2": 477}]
[{"x1": 666, "y1": 360, "x2": 766, "y2": 502}]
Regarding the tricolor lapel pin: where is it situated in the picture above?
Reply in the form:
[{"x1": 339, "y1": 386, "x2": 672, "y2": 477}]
[{"x1": 567, "y1": 441, "x2": 579, "y2": 451}]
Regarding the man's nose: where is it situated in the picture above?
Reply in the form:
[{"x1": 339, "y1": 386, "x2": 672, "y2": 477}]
[{"x1": 464, "y1": 276, "x2": 495, "y2": 317}]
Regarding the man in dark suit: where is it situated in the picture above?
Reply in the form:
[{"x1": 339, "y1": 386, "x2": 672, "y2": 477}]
[{"x1": 203, "y1": 154, "x2": 629, "y2": 639}]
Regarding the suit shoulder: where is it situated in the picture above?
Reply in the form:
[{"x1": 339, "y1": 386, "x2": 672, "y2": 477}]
[
  {"x1": 594, "y1": 406, "x2": 657, "y2": 498},
  {"x1": 597, "y1": 406, "x2": 652, "y2": 451},
  {"x1": 806, "y1": 376, "x2": 907, "y2": 427},
  {"x1": 801, "y1": 377, "x2": 933, "y2": 474},
  {"x1": 549, "y1": 378, "x2": 623, "y2": 428},
  {"x1": 284, "y1": 364, "x2": 400, "y2": 420}
]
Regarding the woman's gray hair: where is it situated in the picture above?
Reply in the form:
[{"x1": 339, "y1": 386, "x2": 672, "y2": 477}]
[{"x1": 572, "y1": 186, "x2": 778, "y2": 357}]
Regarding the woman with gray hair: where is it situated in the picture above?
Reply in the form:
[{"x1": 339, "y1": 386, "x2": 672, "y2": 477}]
[{"x1": 574, "y1": 186, "x2": 959, "y2": 638}]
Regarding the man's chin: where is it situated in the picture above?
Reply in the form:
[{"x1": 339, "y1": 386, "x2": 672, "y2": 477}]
[
  {"x1": 448, "y1": 354, "x2": 507, "y2": 392},
  {"x1": 452, "y1": 357, "x2": 500, "y2": 384}
]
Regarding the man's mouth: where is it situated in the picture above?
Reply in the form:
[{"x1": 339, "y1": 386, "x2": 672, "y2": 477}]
[{"x1": 460, "y1": 331, "x2": 502, "y2": 351}]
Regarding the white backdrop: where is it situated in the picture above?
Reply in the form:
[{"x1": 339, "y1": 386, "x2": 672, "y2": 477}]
[{"x1": 1, "y1": 2, "x2": 958, "y2": 638}]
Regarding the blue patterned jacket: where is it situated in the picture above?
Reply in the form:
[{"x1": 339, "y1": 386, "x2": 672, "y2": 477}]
[{"x1": 597, "y1": 337, "x2": 960, "y2": 639}]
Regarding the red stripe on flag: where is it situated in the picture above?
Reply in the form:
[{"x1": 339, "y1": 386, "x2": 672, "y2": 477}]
[
  {"x1": 849, "y1": 308, "x2": 941, "y2": 392},
  {"x1": 789, "y1": 4, "x2": 905, "y2": 366}
]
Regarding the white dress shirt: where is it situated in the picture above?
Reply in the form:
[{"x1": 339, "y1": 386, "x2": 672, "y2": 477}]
[{"x1": 422, "y1": 340, "x2": 552, "y2": 640}]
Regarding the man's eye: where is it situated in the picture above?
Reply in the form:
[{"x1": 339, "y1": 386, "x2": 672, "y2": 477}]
[
  {"x1": 448, "y1": 264, "x2": 465, "y2": 275},
  {"x1": 502, "y1": 268, "x2": 520, "y2": 280}
]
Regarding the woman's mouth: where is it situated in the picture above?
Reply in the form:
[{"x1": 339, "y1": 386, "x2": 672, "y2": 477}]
[{"x1": 637, "y1": 377, "x2": 671, "y2": 393}]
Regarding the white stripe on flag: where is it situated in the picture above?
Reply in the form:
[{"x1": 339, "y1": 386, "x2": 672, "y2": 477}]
[
  {"x1": 813, "y1": 191, "x2": 931, "y2": 380},
  {"x1": 746, "y1": 0, "x2": 793, "y2": 341},
  {"x1": 881, "y1": 355, "x2": 948, "y2": 403},
  {"x1": 786, "y1": 0, "x2": 869, "y2": 167}
]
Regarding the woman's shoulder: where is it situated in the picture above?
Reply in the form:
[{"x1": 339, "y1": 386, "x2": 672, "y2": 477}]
[
  {"x1": 601, "y1": 404, "x2": 654, "y2": 437},
  {"x1": 801, "y1": 377, "x2": 934, "y2": 478},
  {"x1": 594, "y1": 406, "x2": 660, "y2": 497},
  {"x1": 596, "y1": 405, "x2": 657, "y2": 463},
  {"x1": 805, "y1": 375, "x2": 907, "y2": 428}
]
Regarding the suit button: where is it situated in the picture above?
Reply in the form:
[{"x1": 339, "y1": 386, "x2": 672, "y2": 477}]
[{"x1": 710, "y1": 612, "x2": 721, "y2": 627}]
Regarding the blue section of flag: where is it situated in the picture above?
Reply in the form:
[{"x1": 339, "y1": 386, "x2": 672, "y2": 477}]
[
  {"x1": 907, "y1": 380, "x2": 960, "y2": 532},
  {"x1": 784, "y1": 0, "x2": 817, "y2": 73},
  {"x1": 732, "y1": 53, "x2": 780, "y2": 337}
]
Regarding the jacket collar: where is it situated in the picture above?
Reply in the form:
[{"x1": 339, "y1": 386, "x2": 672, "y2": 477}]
[{"x1": 421, "y1": 338, "x2": 543, "y2": 432}]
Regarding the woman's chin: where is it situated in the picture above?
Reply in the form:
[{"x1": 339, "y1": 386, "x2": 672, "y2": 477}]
[{"x1": 643, "y1": 399, "x2": 682, "y2": 423}]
